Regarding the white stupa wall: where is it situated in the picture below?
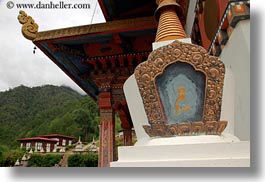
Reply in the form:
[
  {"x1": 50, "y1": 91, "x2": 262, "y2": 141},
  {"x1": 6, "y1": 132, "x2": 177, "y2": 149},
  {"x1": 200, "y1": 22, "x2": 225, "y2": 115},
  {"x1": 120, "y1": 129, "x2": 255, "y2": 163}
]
[
  {"x1": 220, "y1": 67, "x2": 235, "y2": 135},
  {"x1": 123, "y1": 36, "x2": 243, "y2": 144},
  {"x1": 111, "y1": 25, "x2": 250, "y2": 167},
  {"x1": 152, "y1": 38, "x2": 192, "y2": 50},
  {"x1": 123, "y1": 74, "x2": 149, "y2": 142},
  {"x1": 220, "y1": 20, "x2": 250, "y2": 141}
]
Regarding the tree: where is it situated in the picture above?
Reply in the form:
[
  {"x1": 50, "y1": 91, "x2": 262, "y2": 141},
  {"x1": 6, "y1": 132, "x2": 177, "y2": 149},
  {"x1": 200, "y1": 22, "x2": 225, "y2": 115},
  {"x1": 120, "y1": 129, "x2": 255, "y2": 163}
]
[
  {"x1": 68, "y1": 153, "x2": 98, "y2": 167},
  {"x1": 0, "y1": 85, "x2": 100, "y2": 156},
  {"x1": 27, "y1": 154, "x2": 62, "y2": 167},
  {"x1": 0, "y1": 145, "x2": 9, "y2": 166},
  {"x1": 3, "y1": 149, "x2": 24, "y2": 167},
  {"x1": 72, "y1": 109, "x2": 99, "y2": 142}
]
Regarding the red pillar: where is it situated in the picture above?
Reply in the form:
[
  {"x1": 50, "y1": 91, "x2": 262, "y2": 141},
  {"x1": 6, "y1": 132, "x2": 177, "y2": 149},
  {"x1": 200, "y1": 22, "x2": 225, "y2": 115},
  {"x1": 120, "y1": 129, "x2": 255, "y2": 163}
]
[
  {"x1": 123, "y1": 128, "x2": 133, "y2": 146},
  {"x1": 98, "y1": 92, "x2": 115, "y2": 167},
  {"x1": 113, "y1": 101, "x2": 133, "y2": 146}
]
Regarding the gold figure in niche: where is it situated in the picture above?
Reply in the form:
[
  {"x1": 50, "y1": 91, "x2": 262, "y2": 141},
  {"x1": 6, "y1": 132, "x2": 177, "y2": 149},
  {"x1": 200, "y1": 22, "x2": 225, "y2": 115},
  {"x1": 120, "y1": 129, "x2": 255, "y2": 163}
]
[{"x1": 175, "y1": 87, "x2": 192, "y2": 115}]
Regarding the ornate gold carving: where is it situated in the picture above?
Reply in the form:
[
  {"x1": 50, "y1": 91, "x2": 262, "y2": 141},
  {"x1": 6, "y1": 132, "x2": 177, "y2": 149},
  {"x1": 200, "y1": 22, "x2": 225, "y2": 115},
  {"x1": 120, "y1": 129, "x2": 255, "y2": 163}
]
[
  {"x1": 18, "y1": 10, "x2": 38, "y2": 40},
  {"x1": 217, "y1": 121, "x2": 228, "y2": 135},
  {"x1": 205, "y1": 121, "x2": 218, "y2": 135},
  {"x1": 191, "y1": 121, "x2": 204, "y2": 134},
  {"x1": 135, "y1": 40, "x2": 227, "y2": 137},
  {"x1": 177, "y1": 123, "x2": 191, "y2": 135},
  {"x1": 143, "y1": 121, "x2": 227, "y2": 137}
]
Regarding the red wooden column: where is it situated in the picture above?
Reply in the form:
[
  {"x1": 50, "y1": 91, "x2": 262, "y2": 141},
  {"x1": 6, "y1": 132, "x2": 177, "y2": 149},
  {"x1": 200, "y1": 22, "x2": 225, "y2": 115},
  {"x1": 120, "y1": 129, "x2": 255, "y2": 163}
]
[
  {"x1": 123, "y1": 128, "x2": 133, "y2": 146},
  {"x1": 98, "y1": 91, "x2": 115, "y2": 167},
  {"x1": 113, "y1": 101, "x2": 133, "y2": 146}
]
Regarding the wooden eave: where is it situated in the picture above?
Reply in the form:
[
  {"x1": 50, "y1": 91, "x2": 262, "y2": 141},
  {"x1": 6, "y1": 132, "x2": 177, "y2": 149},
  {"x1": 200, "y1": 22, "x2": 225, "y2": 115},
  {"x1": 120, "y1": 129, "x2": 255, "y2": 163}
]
[{"x1": 33, "y1": 16, "x2": 157, "y2": 42}]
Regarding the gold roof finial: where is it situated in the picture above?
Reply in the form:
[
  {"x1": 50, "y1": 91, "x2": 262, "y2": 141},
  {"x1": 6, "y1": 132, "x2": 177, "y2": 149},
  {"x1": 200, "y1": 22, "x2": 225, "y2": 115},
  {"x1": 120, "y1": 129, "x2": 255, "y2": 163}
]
[
  {"x1": 17, "y1": 10, "x2": 38, "y2": 40},
  {"x1": 154, "y1": 0, "x2": 186, "y2": 42}
]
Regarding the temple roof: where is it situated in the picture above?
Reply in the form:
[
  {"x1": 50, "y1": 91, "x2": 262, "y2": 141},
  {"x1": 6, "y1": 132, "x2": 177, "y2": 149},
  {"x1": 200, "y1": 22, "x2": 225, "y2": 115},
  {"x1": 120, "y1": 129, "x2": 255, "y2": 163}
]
[
  {"x1": 33, "y1": 16, "x2": 156, "y2": 42},
  {"x1": 33, "y1": 16, "x2": 157, "y2": 99},
  {"x1": 38, "y1": 134, "x2": 74, "y2": 139},
  {"x1": 20, "y1": 0, "x2": 190, "y2": 100},
  {"x1": 17, "y1": 137, "x2": 58, "y2": 142}
]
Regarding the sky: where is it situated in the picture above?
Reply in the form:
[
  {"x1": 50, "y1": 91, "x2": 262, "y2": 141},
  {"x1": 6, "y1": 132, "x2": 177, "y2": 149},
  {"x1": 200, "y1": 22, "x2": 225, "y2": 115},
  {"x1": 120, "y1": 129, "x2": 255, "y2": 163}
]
[{"x1": 0, "y1": 0, "x2": 105, "y2": 94}]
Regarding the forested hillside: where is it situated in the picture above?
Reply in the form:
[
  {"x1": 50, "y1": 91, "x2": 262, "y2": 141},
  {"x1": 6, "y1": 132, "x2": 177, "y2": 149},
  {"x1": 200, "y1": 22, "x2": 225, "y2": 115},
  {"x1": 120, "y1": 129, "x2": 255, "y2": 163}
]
[{"x1": 0, "y1": 85, "x2": 100, "y2": 150}]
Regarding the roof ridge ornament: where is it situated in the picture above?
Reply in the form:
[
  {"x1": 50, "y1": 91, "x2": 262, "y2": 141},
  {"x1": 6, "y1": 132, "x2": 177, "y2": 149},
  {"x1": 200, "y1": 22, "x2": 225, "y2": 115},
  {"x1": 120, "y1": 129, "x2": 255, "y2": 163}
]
[{"x1": 18, "y1": 10, "x2": 39, "y2": 40}]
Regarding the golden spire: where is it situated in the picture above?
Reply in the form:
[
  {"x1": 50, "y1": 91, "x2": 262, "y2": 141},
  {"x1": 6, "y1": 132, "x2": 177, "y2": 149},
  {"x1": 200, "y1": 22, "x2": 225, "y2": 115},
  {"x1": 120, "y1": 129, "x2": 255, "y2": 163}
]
[
  {"x1": 17, "y1": 10, "x2": 38, "y2": 40},
  {"x1": 155, "y1": 0, "x2": 186, "y2": 42}
]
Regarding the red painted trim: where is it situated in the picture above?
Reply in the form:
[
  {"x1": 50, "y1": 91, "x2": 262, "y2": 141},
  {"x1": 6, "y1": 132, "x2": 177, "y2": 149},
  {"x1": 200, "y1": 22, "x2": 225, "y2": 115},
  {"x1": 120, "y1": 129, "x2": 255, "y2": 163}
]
[
  {"x1": 199, "y1": 0, "x2": 229, "y2": 50},
  {"x1": 98, "y1": 0, "x2": 110, "y2": 21},
  {"x1": 217, "y1": 0, "x2": 228, "y2": 22},
  {"x1": 99, "y1": 92, "x2": 112, "y2": 109},
  {"x1": 17, "y1": 137, "x2": 58, "y2": 142},
  {"x1": 38, "y1": 134, "x2": 74, "y2": 139},
  {"x1": 199, "y1": 10, "x2": 212, "y2": 49}
]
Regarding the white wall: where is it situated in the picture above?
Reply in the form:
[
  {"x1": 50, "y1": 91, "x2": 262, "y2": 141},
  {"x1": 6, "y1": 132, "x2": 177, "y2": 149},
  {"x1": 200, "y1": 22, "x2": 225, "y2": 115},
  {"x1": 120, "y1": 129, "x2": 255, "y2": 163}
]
[
  {"x1": 221, "y1": 67, "x2": 235, "y2": 135},
  {"x1": 123, "y1": 75, "x2": 150, "y2": 142},
  {"x1": 185, "y1": 0, "x2": 197, "y2": 37},
  {"x1": 220, "y1": 20, "x2": 250, "y2": 141}
]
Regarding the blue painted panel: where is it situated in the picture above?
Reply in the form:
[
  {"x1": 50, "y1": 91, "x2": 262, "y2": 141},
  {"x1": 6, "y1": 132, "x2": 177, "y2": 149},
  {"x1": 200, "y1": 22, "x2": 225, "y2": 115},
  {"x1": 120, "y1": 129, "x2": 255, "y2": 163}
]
[
  {"x1": 41, "y1": 43, "x2": 98, "y2": 98},
  {"x1": 156, "y1": 62, "x2": 206, "y2": 124}
]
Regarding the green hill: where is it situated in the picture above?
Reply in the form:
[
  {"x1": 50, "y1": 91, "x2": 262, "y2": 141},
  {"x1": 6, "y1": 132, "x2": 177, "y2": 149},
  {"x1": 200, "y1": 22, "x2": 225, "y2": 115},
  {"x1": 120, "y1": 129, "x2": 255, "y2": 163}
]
[{"x1": 0, "y1": 85, "x2": 100, "y2": 149}]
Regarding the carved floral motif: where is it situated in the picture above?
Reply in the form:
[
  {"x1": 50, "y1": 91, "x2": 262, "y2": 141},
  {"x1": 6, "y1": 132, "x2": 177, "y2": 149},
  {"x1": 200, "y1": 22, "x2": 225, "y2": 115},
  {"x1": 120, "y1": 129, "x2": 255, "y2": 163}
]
[{"x1": 143, "y1": 121, "x2": 227, "y2": 137}]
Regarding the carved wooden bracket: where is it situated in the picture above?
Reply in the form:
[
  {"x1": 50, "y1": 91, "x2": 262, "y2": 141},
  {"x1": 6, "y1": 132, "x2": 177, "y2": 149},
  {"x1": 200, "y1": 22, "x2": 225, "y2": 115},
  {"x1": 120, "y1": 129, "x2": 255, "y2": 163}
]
[
  {"x1": 18, "y1": 10, "x2": 38, "y2": 40},
  {"x1": 135, "y1": 40, "x2": 227, "y2": 137}
]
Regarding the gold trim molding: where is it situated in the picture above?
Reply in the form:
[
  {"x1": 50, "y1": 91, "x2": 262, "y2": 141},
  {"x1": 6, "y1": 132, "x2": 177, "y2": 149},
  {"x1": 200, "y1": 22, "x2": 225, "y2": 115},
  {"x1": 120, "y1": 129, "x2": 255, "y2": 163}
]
[
  {"x1": 18, "y1": 10, "x2": 39, "y2": 40},
  {"x1": 32, "y1": 16, "x2": 156, "y2": 42},
  {"x1": 134, "y1": 40, "x2": 227, "y2": 137},
  {"x1": 143, "y1": 121, "x2": 228, "y2": 137}
]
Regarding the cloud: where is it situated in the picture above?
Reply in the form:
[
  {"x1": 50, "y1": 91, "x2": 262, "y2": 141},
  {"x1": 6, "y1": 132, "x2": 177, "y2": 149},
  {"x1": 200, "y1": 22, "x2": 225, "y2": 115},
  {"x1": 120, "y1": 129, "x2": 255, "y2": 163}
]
[{"x1": 0, "y1": 0, "x2": 105, "y2": 94}]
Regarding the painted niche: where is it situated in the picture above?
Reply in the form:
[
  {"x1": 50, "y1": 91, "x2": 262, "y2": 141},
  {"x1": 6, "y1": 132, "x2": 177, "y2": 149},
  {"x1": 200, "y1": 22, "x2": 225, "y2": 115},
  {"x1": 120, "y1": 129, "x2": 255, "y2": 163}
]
[
  {"x1": 156, "y1": 62, "x2": 206, "y2": 124},
  {"x1": 134, "y1": 40, "x2": 227, "y2": 137}
]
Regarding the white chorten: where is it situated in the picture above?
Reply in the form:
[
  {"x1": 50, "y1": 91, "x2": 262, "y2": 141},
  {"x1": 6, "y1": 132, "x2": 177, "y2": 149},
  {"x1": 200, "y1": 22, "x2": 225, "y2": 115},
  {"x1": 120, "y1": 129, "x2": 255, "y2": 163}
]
[
  {"x1": 88, "y1": 137, "x2": 99, "y2": 153},
  {"x1": 14, "y1": 159, "x2": 20, "y2": 166},
  {"x1": 74, "y1": 136, "x2": 84, "y2": 153}
]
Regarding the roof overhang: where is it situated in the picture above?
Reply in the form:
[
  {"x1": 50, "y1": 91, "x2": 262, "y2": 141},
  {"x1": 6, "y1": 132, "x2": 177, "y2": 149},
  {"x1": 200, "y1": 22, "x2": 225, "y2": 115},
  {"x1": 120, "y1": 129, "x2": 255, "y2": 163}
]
[
  {"x1": 33, "y1": 16, "x2": 157, "y2": 100},
  {"x1": 17, "y1": 137, "x2": 58, "y2": 142}
]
